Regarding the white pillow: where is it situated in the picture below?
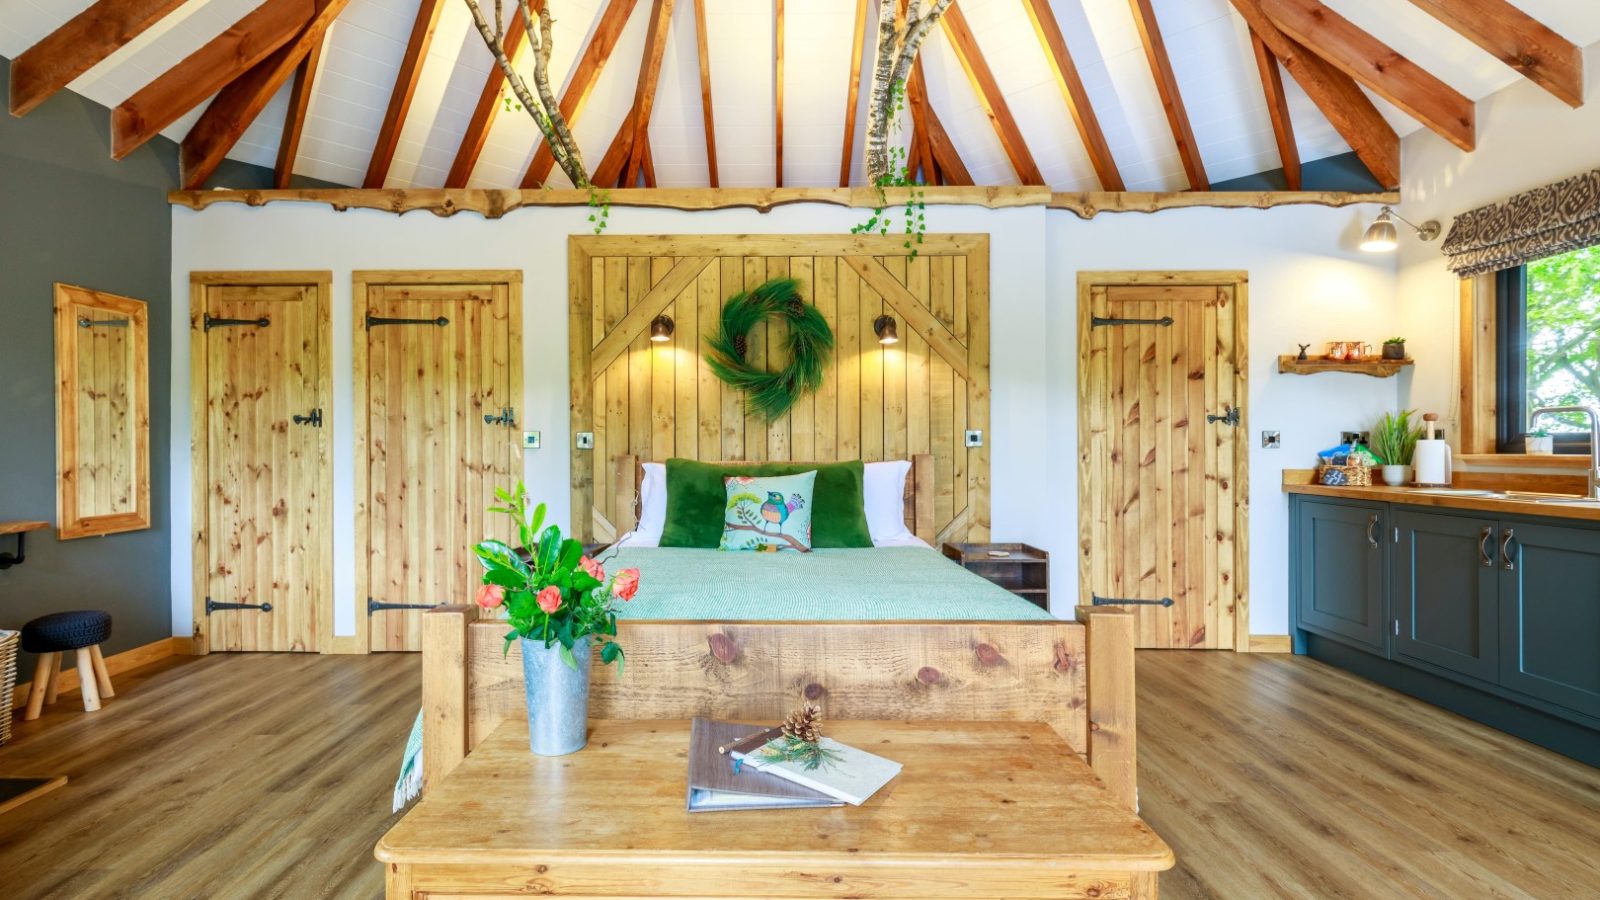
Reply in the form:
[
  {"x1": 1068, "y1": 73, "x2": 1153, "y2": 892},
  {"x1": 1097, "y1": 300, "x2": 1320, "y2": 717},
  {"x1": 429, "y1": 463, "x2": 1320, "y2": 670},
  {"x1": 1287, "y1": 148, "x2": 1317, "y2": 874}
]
[
  {"x1": 636, "y1": 462, "x2": 667, "y2": 538},
  {"x1": 863, "y1": 460, "x2": 914, "y2": 544}
]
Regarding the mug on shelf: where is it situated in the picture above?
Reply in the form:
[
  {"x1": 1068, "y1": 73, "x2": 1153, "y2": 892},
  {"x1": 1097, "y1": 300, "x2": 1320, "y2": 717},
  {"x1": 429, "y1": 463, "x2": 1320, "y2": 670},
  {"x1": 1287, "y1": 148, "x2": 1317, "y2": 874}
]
[
  {"x1": 1345, "y1": 341, "x2": 1373, "y2": 360},
  {"x1": 1327, "y1": 341, "x2": 1349, "y2": 360}
]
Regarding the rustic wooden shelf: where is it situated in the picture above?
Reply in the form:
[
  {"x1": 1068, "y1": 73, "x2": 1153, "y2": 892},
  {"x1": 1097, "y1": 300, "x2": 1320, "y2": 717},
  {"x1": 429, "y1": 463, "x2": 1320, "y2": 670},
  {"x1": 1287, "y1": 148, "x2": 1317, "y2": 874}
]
[
  {"x1": 1278, "y1": 355, "x2": 1414, "y2": 378},
  {"x1": 0, "y1": 521, "x2": 48, "y2": 536}
]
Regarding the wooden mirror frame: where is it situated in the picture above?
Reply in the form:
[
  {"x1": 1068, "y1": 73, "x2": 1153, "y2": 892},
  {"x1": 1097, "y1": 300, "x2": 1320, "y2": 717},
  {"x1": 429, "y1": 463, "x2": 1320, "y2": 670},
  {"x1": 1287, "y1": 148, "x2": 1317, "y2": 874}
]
[{"x1": 54, "y1": 284, "x2": 151, "y2": 540}]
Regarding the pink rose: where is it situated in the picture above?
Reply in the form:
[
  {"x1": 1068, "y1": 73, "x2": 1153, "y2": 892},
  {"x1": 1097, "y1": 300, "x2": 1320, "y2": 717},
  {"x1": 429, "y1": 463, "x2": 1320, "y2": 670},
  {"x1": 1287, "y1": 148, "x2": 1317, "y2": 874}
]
[
  {"x1": 579, "y1": 555, "x2": 605, "y2": 582},
  {"x1": 536, "y1": 585, "x2": 563, "y2": 614},
  {"x1": 612, "y1": 568, "x2": 641, "y2": 601},
  {"x1": 474, "y1": 583, "x2": 505, "y2": 610}
]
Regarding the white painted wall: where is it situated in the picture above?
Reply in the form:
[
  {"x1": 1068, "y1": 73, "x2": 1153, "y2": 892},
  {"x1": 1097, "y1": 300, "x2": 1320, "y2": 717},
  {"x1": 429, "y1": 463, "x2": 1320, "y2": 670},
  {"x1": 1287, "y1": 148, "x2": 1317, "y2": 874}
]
[
  {"x1": 1397, "y1": 41, "x2": 1600, "y2": 431},
  {"x1": 171, "y1": 198, "x2": 1396, "y2": 641}
]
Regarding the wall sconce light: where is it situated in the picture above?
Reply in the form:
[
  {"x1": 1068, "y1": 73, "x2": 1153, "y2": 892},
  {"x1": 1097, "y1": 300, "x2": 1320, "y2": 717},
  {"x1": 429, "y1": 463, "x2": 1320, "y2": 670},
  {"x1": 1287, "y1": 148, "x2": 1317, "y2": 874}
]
[
  {"x1": 1360, "y1": 206, "x2": 1440, "y2": 253},
  {"x1": 873, "y1": 315, "x2": 899, "y2": 345},
  {"x1": 649, "y1": 314, "x2": 674, "y2": 342}
]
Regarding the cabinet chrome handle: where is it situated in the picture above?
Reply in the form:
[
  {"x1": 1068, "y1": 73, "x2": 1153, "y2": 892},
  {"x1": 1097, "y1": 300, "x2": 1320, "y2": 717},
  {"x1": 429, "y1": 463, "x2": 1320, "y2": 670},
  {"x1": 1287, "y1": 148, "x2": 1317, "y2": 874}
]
[
  {"x1": 1479, "y1": 526, "x2": 1493, "y2": 568},
  {"x1": 1501, "y1": 528, "x2": 1517, "y2": 572},
  {"x1": 1366, "y1": 514, "x2": 1380, "y2": 549}
]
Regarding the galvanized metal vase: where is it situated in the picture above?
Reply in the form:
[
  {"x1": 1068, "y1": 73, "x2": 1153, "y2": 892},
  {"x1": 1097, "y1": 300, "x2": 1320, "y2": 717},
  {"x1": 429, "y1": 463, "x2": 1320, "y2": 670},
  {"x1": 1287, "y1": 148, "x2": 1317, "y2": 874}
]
[{"x1": 520, "y1": 636, "x2": 591, "y2": 756}]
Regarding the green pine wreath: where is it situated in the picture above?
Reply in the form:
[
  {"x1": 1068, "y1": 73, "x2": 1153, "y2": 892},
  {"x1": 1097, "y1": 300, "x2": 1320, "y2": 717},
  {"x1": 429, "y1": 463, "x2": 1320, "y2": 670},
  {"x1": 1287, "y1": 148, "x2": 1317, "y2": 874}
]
[{"x1": 704, "y1": 277, "x2": 835, "y2": 422}]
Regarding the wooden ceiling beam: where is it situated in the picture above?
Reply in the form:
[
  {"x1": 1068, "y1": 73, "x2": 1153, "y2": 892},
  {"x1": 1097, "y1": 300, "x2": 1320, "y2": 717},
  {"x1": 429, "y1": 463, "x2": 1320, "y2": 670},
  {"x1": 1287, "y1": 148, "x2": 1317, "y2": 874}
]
[
  {"x1": 923, "y1": 99, "x2": 973, "y2": 186},
  {"x1": 364, "y1": 0, "x2": 446, "y2": 188},
  {"x1": 939, "y1": 1, "x2": 1043, "y2": 185},
  {"x1": 521, "y1": 0, "x2": 642, "y2": 188},
  {"x1": 9, "y1": 0, "x2": 188, "y2": 117},
  {"x1": 1019, "y1": 0, "x2": 1122, "y2": 191},
  {"x1": 592, "y1": 108, "x2": 637, "y2": 188},
  {"x1": 445, "y1": 11, "x2": 529, "y2": 188},
  {"x1": 774, "y1": 0, "x2": 784, "y2": 188},
  {"x1": 111, "y1": 0, "x2": 313, "y2": 159},
  {"x1": 692, "y1": 0, "x2": 719, "y2": 187},
  {"x1": 838, "y1": 0, "x2": 869, "y2": 187},
  {"x1": 624, "y1": 0, "x2": 676, "y2": 180},
  {"x1": 1260, "y1": 0, "x2": 1474, "y2": 152},
  {"x1": 1127, "y1": 0, "x2": 1206, "y2": 189},
  {"x1": 1403, "y1": 0, "x2": 1582, "y2": 108},
  {"x1": 1249, "y1": 30, "x2": 1300, "y2": 190},
  {"x1": 179, "y1": 0, "x2": 351, "y2": 190},
  {"x1": 1229, "y1": 0, "x2": 1399, "y2": 190},
  {"x1": 274, "y1": 28, "x2": 328, "y2": 188},
  {"x1": 906, "y1": 52, "x2": 971, "y2": 187}
]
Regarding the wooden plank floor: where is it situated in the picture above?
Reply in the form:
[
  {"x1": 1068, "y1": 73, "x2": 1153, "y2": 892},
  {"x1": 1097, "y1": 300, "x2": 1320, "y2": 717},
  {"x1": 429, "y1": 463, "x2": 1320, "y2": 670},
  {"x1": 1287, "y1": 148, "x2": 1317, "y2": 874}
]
[{"x1": 2, "y1": 650, "x2": 1597, "y2": 898}]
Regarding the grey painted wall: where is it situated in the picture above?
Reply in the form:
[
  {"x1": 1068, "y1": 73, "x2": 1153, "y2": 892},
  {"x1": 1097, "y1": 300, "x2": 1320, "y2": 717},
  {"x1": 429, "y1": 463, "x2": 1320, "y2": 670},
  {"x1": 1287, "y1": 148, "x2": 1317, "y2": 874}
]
[{"x1": 0, "y1": 58, "x2": 298, "y2": 680}]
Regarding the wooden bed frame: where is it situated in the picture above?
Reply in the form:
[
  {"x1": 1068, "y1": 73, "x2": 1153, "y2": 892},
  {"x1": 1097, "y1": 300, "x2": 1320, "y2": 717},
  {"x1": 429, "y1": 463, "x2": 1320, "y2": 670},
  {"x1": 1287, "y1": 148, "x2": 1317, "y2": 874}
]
[
  {"x1": 420, "y1": 605, "x2": 1139, "y2": 809},
  {"x1": 611, "y1": 453, "x2": 938, "y2": 545}
]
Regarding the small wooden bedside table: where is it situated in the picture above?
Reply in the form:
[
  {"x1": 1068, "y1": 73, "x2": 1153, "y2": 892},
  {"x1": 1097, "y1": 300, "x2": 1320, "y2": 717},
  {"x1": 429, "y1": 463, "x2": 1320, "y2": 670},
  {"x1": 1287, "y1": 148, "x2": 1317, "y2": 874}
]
[
  {"x1": 943, "y1": 542, "x2": 1050, "y2": 610},
  {"x1": 377, "y1": 718, "x2": 1172, "y2": 899}
]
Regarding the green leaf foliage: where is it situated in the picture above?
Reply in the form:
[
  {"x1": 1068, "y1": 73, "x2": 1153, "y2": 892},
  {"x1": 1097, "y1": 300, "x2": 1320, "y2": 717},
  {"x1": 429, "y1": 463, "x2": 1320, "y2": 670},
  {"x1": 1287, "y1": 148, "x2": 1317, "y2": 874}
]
[
  {"x1": 1525, "y1": 246, "x2": 1600, "y2": 428},
  {"x1": 703, "y1": 277, "x2": 835, "y2": 422}
]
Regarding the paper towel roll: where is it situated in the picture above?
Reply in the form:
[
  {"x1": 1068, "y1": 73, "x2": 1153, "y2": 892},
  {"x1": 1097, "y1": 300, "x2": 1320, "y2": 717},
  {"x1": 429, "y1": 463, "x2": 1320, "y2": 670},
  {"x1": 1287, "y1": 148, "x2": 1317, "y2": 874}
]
[{"x1": 1414, "y1": 439, "x2": 1452, "y2": 486}]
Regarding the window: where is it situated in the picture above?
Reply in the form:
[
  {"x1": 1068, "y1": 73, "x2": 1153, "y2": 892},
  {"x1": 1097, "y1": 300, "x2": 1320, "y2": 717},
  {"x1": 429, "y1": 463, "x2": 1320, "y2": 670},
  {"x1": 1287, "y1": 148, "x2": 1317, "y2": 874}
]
[{"x1": 1495, "y1": 246, "x2": 1600, "y2": 454}]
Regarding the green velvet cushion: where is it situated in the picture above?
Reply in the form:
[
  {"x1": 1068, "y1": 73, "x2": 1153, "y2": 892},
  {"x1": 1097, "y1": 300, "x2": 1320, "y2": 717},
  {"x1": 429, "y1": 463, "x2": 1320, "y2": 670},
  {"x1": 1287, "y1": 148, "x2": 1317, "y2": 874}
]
[{"x1": 660, "y1": 458, "x2": 872, "y2": 549}]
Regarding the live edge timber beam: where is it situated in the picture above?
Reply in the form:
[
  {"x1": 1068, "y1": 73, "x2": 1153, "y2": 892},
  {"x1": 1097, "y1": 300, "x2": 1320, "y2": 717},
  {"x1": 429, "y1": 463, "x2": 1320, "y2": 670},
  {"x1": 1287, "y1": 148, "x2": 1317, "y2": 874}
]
[{"x1": 168, "y1": 187, "x2": 1398, "y2": 219}]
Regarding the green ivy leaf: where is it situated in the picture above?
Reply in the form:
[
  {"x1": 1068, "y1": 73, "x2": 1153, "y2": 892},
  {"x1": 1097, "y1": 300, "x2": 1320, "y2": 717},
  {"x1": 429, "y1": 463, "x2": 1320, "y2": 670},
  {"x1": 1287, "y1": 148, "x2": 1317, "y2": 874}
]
[{"x1": 474, "y1": 540, "x2": 529, "y2": 576}]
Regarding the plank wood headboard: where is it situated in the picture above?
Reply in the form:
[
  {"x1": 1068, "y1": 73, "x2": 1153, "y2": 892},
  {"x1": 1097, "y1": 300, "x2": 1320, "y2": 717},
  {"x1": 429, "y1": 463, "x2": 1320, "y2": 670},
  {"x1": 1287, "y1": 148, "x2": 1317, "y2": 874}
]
[
  {"x1": 611, "y1": 453, "x2": 936, "y2": 544},
  {"x1": 568, "y1": 234, "x2": 990, "y2": 547}
]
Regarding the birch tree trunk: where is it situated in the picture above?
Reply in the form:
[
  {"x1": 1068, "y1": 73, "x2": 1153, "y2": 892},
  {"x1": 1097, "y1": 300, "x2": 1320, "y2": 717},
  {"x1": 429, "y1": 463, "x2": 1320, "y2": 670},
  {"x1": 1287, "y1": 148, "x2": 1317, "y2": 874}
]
[
  {"x1": 863, "y1": 0, "x2": 953, "y2": 184},
  {"x1": 463, "y1": 0, "x2": 589, "y2": 187}
]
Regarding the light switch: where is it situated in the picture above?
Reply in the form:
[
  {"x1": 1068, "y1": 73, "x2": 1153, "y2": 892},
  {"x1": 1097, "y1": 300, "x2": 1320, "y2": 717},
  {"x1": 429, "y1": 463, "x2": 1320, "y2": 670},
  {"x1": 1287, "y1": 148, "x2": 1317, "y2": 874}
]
[
  {"x1": 1262, "y1": 431, "x2": 1281, "y2": 449},
  {"x1": 964, "y1": 430, "x2": 984, "y2": 448},
  {"x1": 575, "y1": 432, "x2": 595, "y2": 450},
  {"x1": 522, "y1": 431, "x2": 541, "y2": 449}
]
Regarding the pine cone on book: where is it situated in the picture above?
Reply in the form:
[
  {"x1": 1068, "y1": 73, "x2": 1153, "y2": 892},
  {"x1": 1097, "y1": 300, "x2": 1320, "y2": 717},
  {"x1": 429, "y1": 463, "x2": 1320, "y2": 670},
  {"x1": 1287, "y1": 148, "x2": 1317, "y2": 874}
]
[{"x1": 782, "y1": 704, "x2": 823, "y2": 745}]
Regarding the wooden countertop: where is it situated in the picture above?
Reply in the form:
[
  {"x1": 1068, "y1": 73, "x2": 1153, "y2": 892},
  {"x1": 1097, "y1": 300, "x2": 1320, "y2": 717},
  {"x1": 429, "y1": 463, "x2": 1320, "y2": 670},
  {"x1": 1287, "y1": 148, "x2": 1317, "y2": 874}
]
[
  {"x1": 377, "y1": 718, "x2": 1174, "y2": 873},
  {"x1": 1282, "y1": 472, "x2": 1600, "y2": 522},
  {"x1": 0, "y1": 521, "x2": 48, "y2": 536}
]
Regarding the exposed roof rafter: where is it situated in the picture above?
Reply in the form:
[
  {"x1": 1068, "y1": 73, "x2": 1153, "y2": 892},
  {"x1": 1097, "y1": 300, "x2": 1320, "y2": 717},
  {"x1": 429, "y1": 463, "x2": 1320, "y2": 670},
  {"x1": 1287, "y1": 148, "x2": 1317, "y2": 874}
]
[
  {"x1": 111, "y1": 0, "x2": 313, "y2": 159},
  {"x1": 1249, "y1": 30, "x2": 1300, "y2": 191},
  {"x1": 1020, "y1": 0, "x2": 1123, "y2": 191},
  {"x1": 692, "y1": 0, "x2": 719, "y2": 187},
  {"x1": 774, "y1": 0, "x2": 784, "y2": 188},
  {"x1": 274, "y1": 28, "x2": 328, "y2": 189},
  {"x1": 1261, "y1": 0, "x2": 1475, "y2": 152},
  {"x1": 9, "y1": 0, "x2": 188, "y2": 117},
  {"x1": 939, "y1": 1, "x2": 1043, "y2": 186},
  {"x1": 445, "y1": 11, "x2": 529, "y2": 188},
  {"x1": 838, "y1": 0, "x2": 870, "y2": 187},
  {"x1": 365, "y1": 0, "x2": 447, "y2": 188},
  {"x1": 1127, "y1": 0, "x2": 1207, "y2": 190},
  {"x1": 179, "y1": 0, "x2": 352, "y2": 190},
  {"x1": 1403, "y1": 0, "x2": 1583, "y2": 109},
  {"x1": 1229, "y1": 0, "x2": 1400, "y2": 190},
  {"x1": 623, "y1": 0, "x2": 677, "y2": 184}
]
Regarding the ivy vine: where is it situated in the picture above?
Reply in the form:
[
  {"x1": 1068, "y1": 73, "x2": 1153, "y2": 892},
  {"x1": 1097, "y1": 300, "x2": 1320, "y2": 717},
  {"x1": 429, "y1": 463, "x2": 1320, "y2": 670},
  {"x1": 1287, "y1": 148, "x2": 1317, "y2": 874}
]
[{"x1": 850, "y1": 80, "x2": 927, "y2": 258}]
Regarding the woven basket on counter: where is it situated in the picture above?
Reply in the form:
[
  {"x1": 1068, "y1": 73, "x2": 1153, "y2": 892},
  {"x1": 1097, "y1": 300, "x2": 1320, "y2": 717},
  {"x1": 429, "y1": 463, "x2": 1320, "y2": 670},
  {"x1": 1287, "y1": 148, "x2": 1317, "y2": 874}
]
[
  {"x1": 0, "y1": 629, "x2": 17, "y2": 745},
  {"x1": 1317, "y1": 465, "x2": 1372, "y2": 487}
]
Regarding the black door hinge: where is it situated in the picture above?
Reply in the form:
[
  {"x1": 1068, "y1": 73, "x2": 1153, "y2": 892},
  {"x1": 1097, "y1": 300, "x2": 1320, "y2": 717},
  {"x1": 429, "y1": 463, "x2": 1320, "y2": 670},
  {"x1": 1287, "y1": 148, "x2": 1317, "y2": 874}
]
[
  {"x1": 367, "y1": 314, "x2": 449, "y2": 328},
  {"x1": 206, "y1": 597, "x2": 273, "y2": 614},
  {"x1": 204, "y1": 314, "x2": 271, "y2": 331},
  {"x1": 1092, "y1": 315, "x2": 1174, "y2": 328},
  {"x1": 1092, "y1": 593, "x2": 1175, "y2": 607},
  {"x1": 368, "y1": 598, "x2": 440, "y2": 615}
]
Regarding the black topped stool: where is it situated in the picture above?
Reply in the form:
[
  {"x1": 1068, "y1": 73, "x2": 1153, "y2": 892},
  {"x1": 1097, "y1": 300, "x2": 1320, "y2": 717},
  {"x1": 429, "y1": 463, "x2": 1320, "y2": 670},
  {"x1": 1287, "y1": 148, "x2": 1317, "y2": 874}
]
[{"x1": 22, "y1": 610, "x2": 114, "y2": 719}]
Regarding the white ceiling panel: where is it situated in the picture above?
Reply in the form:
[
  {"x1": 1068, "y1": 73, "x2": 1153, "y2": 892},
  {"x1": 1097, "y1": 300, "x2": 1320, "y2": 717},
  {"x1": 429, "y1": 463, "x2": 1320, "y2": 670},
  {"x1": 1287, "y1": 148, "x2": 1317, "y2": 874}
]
[{"x1": 4, "y1": 0, "x2": 1598, "y2": 189}]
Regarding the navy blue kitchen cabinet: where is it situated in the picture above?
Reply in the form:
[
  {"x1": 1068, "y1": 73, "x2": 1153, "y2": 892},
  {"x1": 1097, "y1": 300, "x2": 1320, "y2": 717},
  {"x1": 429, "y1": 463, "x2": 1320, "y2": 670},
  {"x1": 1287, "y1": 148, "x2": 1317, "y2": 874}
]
[
  {"x1": 1294, "y1": 498, "x2": 1387, "y2": 653},
  {"x1": 1498, "y1": 522, "x2": 1600, "y2": 720},
  {"x1": 1392, "y1": 510, "x2": 1500, "y2": 684}
]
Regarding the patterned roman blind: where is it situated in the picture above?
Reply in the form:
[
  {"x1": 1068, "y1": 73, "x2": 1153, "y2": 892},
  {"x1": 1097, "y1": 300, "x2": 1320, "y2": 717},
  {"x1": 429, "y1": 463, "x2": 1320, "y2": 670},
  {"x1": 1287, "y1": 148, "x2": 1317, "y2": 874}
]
[{"x1": 1443, "y1": 168, "x2": 1600, "y2": 277}]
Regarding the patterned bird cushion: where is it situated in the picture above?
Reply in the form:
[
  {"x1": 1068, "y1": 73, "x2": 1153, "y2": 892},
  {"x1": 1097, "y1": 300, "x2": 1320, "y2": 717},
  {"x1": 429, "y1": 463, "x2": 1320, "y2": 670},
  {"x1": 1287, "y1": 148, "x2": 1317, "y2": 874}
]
[{"x1": 719, "y1": 471, "x2": 817, "y2": 552}]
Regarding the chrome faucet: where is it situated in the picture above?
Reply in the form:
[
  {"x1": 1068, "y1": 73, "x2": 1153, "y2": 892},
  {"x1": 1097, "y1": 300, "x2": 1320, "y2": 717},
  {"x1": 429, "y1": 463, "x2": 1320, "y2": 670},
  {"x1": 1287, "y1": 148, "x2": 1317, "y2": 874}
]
[{"x1": 1530, "y1": 405, "x2": 1600, "y2": 500}]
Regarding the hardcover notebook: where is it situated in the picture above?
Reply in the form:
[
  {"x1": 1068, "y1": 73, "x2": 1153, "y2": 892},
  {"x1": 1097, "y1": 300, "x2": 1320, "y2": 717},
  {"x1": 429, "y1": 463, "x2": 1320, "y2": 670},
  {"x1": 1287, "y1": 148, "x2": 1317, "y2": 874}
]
[
  {"x1": 686, "y1": 719, "x2": 843, "y2": 812},
  {"x1": 731, "y1": 736, "x2": 902, "y2": 806}
]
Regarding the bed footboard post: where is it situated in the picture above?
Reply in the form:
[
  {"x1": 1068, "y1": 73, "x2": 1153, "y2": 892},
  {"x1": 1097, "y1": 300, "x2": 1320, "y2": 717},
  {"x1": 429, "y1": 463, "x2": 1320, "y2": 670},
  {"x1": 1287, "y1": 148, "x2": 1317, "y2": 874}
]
[
  {"x1": 1076, "y1": 605, "x2": 1137, "y2": 811},
  {"x1": 422, "y1": 604, "x2": 477, "y2": 793}
]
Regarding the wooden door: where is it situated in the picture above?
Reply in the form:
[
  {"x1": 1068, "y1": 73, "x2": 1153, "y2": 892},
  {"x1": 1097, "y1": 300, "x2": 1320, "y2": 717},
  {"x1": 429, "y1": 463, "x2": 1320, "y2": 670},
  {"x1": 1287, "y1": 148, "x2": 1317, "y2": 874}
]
[
  {"x1": 568, "y1": 235, "x2": 990, "y2": 546},
  {"x1": 355, "y1": 272, "x2": 522, "y2": 652},
  {"x1": 1078, "y1": 272, "x2": 1248, "y2": 650},
  {"x1": 190, "y1": 273, "x2": 332, "y2": 653}
]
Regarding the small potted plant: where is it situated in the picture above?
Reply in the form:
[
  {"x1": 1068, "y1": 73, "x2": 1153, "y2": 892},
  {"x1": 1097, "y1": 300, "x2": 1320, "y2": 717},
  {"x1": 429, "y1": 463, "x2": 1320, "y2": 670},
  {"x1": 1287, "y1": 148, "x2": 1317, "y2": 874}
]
[
  {"x1": 1382, "y1": 337, "x2": 1407, "y2": 360},
  {"x1": 473, "y1": 482, "x2": 637, "y2": 756},
  {"x1": 1526, "y1": 428, "x2": 1554, "y2": 454},
  {"x1": 1372, "y1": 409, "x2": 1423, "y2": 486}
]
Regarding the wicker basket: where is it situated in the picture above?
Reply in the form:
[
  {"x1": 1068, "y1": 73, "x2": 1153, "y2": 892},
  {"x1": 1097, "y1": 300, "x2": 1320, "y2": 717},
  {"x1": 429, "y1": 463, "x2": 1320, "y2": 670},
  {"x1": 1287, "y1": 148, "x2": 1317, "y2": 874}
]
[
  {"x1": 1317, "y1": 465, "x2": 1373, "y2": 487},
  {"x1": 0, "y1": 629, "x2": 17, "y2": 745}
]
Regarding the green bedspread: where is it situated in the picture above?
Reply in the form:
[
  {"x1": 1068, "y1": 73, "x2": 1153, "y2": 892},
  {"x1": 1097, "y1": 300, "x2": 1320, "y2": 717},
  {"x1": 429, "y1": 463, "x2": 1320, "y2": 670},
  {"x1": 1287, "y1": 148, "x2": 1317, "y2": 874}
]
[{"x1": 603, "y1": 546, "x2": 1053, "y2": 620}]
